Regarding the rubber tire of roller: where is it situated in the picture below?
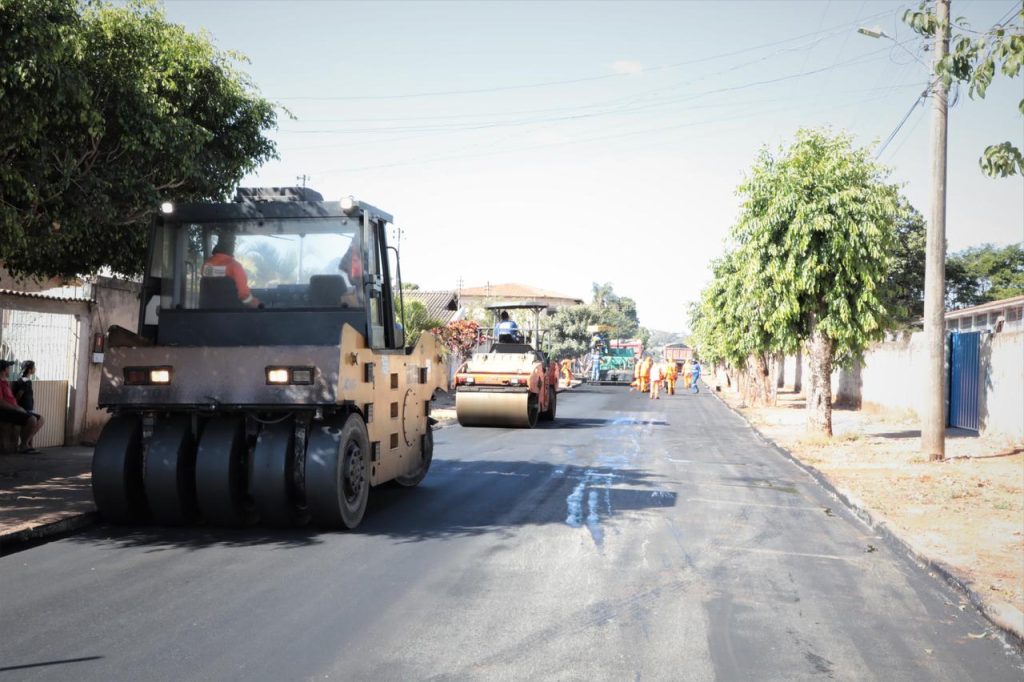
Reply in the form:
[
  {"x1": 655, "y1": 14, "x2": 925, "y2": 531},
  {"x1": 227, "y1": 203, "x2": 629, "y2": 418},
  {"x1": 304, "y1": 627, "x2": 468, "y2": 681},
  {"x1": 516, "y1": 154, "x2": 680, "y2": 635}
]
[
  {"x1": 91, "y1": 415, "x2": 147, "y2": 523},
  {"x1": 250, "y1": 420, "x2": 303, "y2": 527},
  {"x1": 195, "y1": 416, "x2": 253, "y2": 526},
  {"x1": 305, "y1": 414, "x2": 370, "y2": 529},
  {"x1": 144, "y1": 415, "x2": 199, "y2": 525}
]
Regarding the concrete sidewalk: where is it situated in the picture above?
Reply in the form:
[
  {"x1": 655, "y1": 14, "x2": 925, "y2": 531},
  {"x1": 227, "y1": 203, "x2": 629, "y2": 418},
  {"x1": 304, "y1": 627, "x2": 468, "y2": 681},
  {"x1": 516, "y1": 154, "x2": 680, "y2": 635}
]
[{"x1": 0, "y1": 446, "x2": 96, "y2": 549}]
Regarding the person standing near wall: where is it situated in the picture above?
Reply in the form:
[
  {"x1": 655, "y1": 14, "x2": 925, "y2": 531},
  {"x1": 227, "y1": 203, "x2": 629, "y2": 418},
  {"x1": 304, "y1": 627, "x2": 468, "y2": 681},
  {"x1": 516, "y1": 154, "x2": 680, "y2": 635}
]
[
  {"x1": 690, "y1": 359, "x2": 702, "y2": 394},
  {"x1": 0, "y1": 360, "x2": 44, "y2": 453}
]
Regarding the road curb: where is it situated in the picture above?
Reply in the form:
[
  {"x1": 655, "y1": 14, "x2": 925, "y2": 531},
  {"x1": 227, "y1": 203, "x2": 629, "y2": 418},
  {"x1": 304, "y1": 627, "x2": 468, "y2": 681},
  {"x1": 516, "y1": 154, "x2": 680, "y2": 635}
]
[
  {"x1": 710, "y1": 390, "x2": 1024, "y2": 653},
  {"x1": 0, "y1": 512, "x2": 98, "y2": 553}
]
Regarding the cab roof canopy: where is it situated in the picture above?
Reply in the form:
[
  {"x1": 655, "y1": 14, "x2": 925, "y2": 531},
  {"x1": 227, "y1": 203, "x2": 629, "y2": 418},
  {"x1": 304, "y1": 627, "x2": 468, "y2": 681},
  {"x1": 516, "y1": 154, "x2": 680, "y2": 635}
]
[
  {"x1": 484, "y1": 301, "x2": 549, "y2": 312},
  {"x1": 163, "y1": 187, "x2": 394, "y2": 225}
]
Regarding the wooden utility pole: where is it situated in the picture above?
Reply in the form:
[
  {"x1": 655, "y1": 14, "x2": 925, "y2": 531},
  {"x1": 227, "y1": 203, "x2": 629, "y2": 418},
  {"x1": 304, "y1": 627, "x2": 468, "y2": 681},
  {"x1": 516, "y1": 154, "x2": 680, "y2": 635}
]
[{"x1": 922, "y1": 0, "x2": 950, "y2": 461}]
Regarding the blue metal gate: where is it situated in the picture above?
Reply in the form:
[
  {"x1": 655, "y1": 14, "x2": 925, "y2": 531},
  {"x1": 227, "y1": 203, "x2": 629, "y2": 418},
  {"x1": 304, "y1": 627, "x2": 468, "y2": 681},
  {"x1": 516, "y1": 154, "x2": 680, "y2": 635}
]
[{"x1": 948, "y1": 331, "x2": 981, "y2": 431}]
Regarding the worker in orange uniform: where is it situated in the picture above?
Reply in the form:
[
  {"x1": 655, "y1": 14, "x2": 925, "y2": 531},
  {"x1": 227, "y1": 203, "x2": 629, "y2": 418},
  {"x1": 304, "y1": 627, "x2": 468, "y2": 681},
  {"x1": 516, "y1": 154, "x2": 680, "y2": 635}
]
[
  {"x1": 649, "y1": 358, "x2": 663, "y2": 400},
  {"x1": 203, "y1": 233, "x2": 260, "y2": 308},
  {"x1": 665, "y1": 359, "x2": 678, "y2": 395},
  {"x1": 630, "y1": 357, "x2": 641, "y2": 391},
  {"x1": 560, "y1": 359, "x2": 573, "y2": 387},
  {"x1": 639, "y1": 355, "x2": 652, "y2": 394},
  {"x1": 683, "y1": 360, "x2": 693, "y2": 390}
]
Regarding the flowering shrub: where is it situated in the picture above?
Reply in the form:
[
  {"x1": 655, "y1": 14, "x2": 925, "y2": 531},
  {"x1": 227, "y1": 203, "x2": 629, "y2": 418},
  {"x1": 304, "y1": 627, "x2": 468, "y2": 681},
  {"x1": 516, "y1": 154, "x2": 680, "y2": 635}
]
[{"x1": 430, "y1": 320, "x2": 480, "y2": 358}]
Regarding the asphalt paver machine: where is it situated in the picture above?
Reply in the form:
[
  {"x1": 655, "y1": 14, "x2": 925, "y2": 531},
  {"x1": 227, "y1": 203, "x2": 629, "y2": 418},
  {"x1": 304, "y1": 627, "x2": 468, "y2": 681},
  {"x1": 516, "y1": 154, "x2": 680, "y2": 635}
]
[
  {"x1": 92, "y1": 187, "x2": 448, "y2": 529},
  {"x1": 453, "y1": 301, "x2": 559, "y2": 428}
]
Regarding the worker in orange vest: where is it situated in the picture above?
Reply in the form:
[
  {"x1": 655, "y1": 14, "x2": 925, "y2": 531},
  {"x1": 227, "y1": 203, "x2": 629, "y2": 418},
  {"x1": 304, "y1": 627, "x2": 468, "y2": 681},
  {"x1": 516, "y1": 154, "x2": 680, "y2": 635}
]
[
  {"x1": 683, "y1": 360, "x2": 693, "y2": 389},
  {"x1": 665, "y1": 360, "x2": 678, "y2": 395},
  {"x1": 560, "y1": 359, "x2": 573, "y2": 387},
  {"x1": 639, "y1": 355, "x2": 652, "y2": 393},
  {"x1": 202, "y1": 233, "x2": 260, "y2": 308}
]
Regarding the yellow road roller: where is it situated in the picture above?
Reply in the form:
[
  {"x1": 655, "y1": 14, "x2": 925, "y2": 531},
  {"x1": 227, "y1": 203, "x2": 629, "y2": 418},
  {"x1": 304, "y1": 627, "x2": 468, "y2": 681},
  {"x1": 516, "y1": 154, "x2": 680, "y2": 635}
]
[
  {"x1": 92, "y1": 187, "x2": 447, "y2": 529},
  {"x1": 453, "y1": 302, "x2": 559, "y2": 428}
]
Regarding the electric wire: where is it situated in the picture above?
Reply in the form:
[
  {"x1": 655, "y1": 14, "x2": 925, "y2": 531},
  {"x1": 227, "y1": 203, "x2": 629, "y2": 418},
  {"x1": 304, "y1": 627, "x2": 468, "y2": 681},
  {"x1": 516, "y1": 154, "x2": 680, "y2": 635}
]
[
  {"x1": 280, "y1": 43, "x2": 915, "y2": 136},
  {"x1": 271, "y1": 9, "x2": 896, "y2": 102}
]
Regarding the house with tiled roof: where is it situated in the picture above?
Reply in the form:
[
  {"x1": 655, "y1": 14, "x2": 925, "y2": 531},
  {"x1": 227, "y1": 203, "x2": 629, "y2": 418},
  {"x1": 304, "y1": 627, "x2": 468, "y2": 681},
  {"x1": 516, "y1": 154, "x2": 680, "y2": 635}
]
[{"x1": 400, "y1": 289, "x2": 460, "y2": 324}]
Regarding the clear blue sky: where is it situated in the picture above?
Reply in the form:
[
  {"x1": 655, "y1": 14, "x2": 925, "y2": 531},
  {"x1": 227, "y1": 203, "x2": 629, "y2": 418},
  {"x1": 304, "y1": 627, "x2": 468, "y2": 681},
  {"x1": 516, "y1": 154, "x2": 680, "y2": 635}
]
[{"x1": 163, "y1": 0, "x2": 1023, "y2": 332}]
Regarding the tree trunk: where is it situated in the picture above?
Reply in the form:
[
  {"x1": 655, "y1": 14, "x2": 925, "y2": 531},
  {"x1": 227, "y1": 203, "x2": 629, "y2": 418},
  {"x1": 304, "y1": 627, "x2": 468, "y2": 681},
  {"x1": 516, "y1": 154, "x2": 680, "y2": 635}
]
[
  {"x1": 775, "y1": 352, "x2": 785, "y2": 389},
  {"x1": 793, "y1": 347, "x2": 803, "y2": 394},
  {"x1": 805, "y1": 320, "x2": 833, "y2": 435},
  {"x1": 749, "y1": 353, "x2": 772, "y2": 406}
]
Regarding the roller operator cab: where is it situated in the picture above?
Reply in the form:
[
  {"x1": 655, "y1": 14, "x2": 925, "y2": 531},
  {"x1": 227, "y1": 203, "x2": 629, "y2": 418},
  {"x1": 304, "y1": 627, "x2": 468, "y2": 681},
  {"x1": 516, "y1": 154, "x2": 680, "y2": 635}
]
[{"x1": 92, "y1": 187, "x2": 448, "y2": 529}]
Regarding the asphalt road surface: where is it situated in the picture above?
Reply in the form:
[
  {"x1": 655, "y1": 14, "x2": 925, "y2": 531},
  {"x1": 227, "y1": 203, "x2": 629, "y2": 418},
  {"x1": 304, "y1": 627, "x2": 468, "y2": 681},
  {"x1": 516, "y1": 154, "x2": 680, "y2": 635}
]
[{"x1": 1, "y1": 386, "x2": 1021, "y2": 681}]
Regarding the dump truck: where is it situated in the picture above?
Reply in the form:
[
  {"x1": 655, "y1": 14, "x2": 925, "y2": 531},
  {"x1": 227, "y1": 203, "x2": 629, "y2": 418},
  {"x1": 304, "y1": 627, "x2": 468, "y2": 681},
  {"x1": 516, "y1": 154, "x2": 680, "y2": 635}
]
[
  {"x1": 91, "y1": 187, "x2": 447, "y2": 529},
  {"x1": 453, "y1": 302, "x2": 559, "y2": 428}
]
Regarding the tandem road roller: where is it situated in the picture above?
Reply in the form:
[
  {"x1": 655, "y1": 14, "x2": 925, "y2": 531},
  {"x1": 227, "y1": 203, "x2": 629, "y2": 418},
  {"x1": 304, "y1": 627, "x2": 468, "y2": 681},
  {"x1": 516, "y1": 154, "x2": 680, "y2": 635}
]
[
  {"x1": 453, "y1": 302, "x2": 559, "y2": 428},
  {"x1": 92, "y1": 187, "x2": 447, "y2": 529}
]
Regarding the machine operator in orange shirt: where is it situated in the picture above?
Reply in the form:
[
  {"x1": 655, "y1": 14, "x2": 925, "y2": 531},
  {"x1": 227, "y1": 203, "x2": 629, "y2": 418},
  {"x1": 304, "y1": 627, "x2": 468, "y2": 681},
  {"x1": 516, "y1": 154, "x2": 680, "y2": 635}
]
[{"x1": 202, "y1": 233, "x2": 260, "y2": 308}]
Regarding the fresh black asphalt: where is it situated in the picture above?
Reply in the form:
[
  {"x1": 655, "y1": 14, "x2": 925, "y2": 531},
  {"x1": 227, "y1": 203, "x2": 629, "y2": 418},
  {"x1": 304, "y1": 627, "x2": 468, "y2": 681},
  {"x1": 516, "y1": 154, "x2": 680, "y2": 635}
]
[{"x1": 1, "y1": 385, "x2": 1021, "y2": 681}]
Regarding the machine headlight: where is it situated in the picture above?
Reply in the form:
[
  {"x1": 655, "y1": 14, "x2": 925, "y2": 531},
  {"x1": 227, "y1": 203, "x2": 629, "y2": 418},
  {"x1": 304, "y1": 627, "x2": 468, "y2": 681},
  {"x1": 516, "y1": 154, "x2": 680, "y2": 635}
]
[
  {"x1": 160, "y1": 201, "x2": 174, "y2": 214},
  {"x1": 266, "y1": 368, "x2": 290, "y2": 384},
  {"x1": 265, "y1": 366, "x2": 316, "y2": 385},
  {"x1": 340, "y1": 195, "x2": 356, "y2": 214},
  {"x1": 150, "y1": 369, "x2": 172, "y2": 384}
]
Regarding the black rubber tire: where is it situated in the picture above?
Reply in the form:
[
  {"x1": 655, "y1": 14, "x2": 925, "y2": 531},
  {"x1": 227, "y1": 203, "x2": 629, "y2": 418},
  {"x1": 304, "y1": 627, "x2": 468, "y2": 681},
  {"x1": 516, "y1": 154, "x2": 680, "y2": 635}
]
[
  {"x1": 144, "y1": 416, "x2": 199, "y2": 525},
  {"x1": 305, "y1": 414, "x2": 370, "y2": 529},
  {"x1": 526, "y1": 392, "x2": 540, "y2": 429},
  {"x1": 92, "y1": 415, "x2": 147, "y2": 524},
  {"x1": 195, "y1": 417, "x2": 253, "y2": 526},
  {"x1": 540, "y1": 385, "x2": 557, "y2": 422},
  {"x1": 250, "y1": 420, "x2": 303, "y2": 527},
  {"x1": 393, "y1": 427, "x2": 433, "y2": 488}
]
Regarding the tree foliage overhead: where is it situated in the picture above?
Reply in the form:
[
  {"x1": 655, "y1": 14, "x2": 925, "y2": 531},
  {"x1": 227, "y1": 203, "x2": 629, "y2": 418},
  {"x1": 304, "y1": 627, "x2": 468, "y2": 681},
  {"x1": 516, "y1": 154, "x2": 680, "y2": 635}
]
[
  {"x1": 945, "y1": 243, "x2": 1024, "y2": 308},
  {"x1": 904, "y1": 3, "x2": 1024, "y2": 177},
  {"x1": 691, "y1": 129, "x2": 905, "y2": 434},
  {"x1": 0, "y1": 0, "x2": 279, "y2": 278}
]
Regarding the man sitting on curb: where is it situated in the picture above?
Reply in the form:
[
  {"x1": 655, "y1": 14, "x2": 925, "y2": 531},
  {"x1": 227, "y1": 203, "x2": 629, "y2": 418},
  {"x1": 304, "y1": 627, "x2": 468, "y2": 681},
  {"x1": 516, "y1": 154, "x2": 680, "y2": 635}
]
[{"x1": 0, "y1": 360, "x2": 44, "y2": 453}]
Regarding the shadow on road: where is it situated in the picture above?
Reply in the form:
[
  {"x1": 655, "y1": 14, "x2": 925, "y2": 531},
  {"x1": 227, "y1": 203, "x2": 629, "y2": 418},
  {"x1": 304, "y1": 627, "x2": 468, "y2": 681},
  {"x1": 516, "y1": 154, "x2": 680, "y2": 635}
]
[{"x1": 65, "y1": 459, "x2": 676, "y2": 549}]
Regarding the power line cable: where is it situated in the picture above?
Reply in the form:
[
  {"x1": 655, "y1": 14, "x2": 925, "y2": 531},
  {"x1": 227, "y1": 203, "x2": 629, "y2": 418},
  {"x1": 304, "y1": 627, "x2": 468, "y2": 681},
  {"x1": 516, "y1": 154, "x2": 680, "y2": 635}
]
[
  {"x1": 875, "y1": 78, "x2": 937, "y2": 158},
  {"x1": 271, "y1": 9, "x2": 895, "y2": 102},
  {"x1": 279, "y1": 43, "x2": 913, "y2": 136}
]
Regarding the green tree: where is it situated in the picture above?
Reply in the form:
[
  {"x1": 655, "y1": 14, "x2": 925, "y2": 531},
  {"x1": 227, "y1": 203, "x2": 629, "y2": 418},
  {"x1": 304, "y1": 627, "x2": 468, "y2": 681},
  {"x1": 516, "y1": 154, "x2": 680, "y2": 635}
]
[
  {"x1": 904, "y1": 3, "x2": 1024, "y2": 177},
  {"x1": 884, "y1": 201, "x2": 928, "y2": 328},
  {"x1": 0, "y1": 0, "x2": 278, "y2": 279},
  {"x1": 945, "y1": 243, "x2": 1024, "y2": 308},
  {"x1": 588, "y1": 282, "x2": 642, "y2": 339},
  {"x1": 396, "y1": 300, "x2": 444, "y2": 348},
  {"x1": 730, "y1": 129, "x2": 902, "y2": 434},
  {"x1": 545, "y1": 305, "x2": 596, "y2": 361}
]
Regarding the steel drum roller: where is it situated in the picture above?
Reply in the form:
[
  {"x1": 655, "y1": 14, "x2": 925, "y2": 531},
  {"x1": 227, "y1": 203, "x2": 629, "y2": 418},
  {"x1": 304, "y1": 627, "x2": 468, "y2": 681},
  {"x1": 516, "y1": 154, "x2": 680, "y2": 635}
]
[{"x1": 456, "y1": 391, "x2": 533, "y2": 427}]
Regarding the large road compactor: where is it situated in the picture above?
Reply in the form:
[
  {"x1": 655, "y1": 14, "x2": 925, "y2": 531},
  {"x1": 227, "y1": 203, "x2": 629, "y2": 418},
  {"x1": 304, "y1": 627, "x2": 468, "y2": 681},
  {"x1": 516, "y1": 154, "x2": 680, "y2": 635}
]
[
  {"x1": 453, "y1": 302, "x2": 559, "y2": 428},
  {"x1": 92, "y1": 187, "x2": 447, "y2": 529}
]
